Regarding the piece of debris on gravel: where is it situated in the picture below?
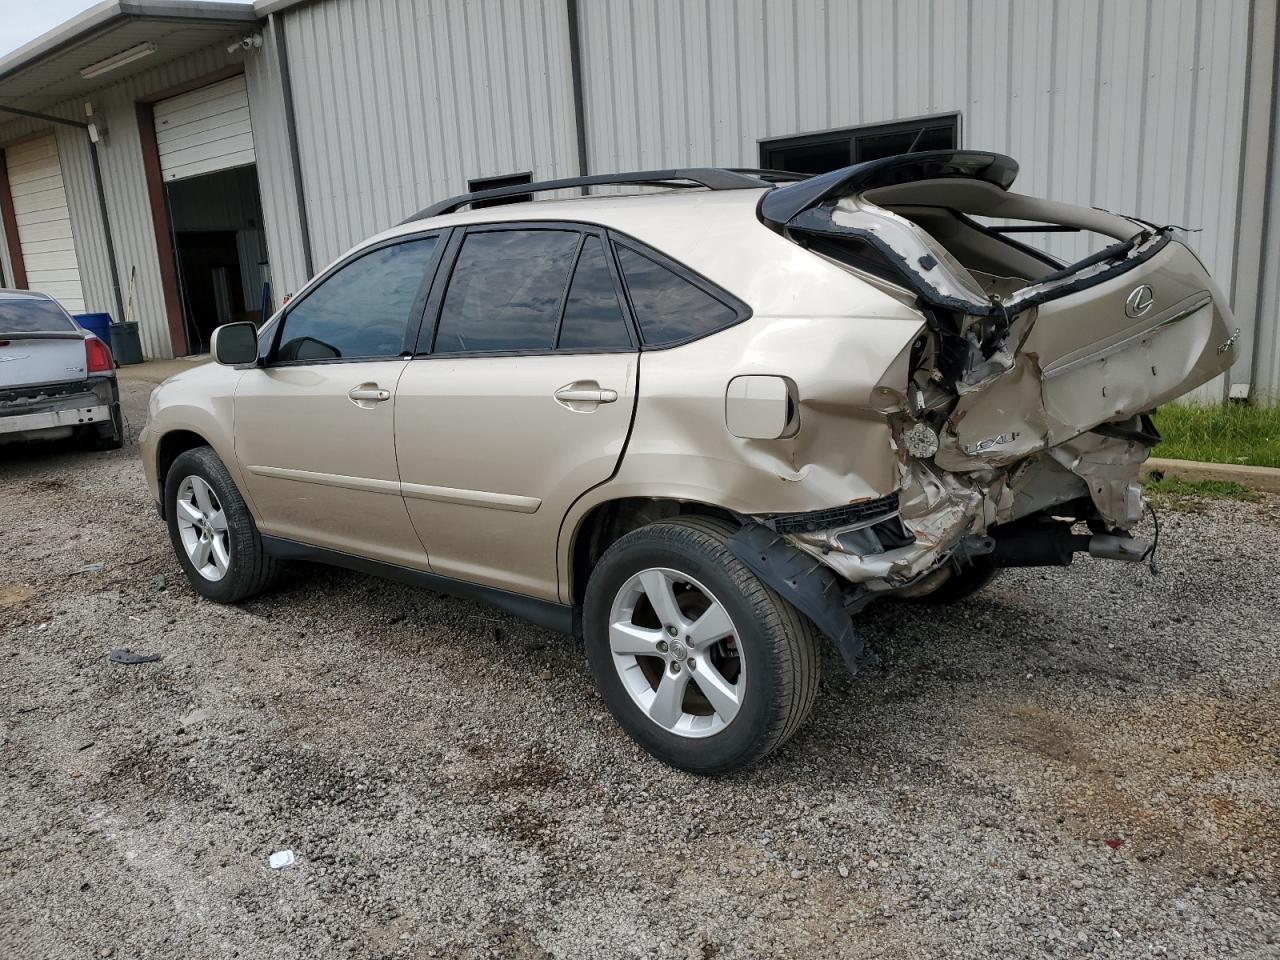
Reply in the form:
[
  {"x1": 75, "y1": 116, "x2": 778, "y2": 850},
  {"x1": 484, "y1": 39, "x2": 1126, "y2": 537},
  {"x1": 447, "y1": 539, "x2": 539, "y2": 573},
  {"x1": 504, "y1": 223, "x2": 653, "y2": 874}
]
[{"x1": 0, "y1": 376, "x2": 1277, "y2": 959}]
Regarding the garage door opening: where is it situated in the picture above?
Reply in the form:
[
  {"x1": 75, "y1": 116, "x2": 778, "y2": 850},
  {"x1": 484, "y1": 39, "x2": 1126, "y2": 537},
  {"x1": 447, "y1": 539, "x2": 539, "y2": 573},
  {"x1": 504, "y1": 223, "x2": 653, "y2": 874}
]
[
  {"x1": 165, "y1": 165, "x2": 267, "y2": 352},
  {"x1": 144, "y1": 72, "x2": 269, "y2": 356}
]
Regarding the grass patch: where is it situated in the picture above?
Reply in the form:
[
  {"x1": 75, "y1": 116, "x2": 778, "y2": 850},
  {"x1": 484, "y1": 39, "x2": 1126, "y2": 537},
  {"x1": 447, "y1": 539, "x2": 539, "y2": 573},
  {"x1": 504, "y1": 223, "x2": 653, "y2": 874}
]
[
  {"x1": 1151, "y1": 403, "x2": 1280, "y2": 467},
  {"x1": 1144, "y1": 473, "x2": 1261, "y2": 506}
]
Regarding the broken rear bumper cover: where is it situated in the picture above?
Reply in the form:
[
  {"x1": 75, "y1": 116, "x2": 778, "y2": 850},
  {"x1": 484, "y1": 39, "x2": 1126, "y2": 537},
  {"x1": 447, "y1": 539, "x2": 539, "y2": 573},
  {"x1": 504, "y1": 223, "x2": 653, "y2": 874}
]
[{"x1": 0, "y1": 377, "x2": 118, "y2": 441}]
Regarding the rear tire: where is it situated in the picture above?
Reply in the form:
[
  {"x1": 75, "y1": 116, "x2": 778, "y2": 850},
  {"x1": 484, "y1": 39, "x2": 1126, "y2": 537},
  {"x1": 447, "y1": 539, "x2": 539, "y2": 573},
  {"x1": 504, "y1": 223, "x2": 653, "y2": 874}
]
[
  {"x1": 583, "y1": 517, "x2": 820, "y2": 775},
  {"x1": 164, "y1": 446, "x2": 279, "y2": 603}
]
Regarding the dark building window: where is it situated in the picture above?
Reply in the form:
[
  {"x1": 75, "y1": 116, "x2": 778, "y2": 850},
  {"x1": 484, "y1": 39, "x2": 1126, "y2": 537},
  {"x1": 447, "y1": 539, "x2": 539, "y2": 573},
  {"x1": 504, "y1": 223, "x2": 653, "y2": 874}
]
[
  {"x1": 760, "y1": 114, "x2": 960, "y2": 175},
  {"x1": 467, "y1": 172, "x2": 534, "y2": 208}
]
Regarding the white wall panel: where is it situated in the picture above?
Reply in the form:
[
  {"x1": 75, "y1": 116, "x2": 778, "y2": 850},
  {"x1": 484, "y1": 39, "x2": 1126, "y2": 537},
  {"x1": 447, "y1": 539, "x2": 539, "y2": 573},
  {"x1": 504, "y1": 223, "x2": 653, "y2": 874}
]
[
  {"x1": 279, "y1": 0, "x2": 580, "y2": 268},
  {"x1": 5, "y1": 134, "x2": 86, "y2": 313},
  {"x1": 244, "y1": 16, "x2": 310, "y2": 303}
]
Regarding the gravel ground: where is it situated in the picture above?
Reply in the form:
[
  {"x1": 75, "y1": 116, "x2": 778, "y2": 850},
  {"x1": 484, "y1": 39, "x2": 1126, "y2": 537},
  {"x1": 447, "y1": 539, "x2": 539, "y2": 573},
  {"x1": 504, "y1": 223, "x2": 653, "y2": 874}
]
[{"x1": 1, "y1": 369, "x2": 1277, "y2": 960}]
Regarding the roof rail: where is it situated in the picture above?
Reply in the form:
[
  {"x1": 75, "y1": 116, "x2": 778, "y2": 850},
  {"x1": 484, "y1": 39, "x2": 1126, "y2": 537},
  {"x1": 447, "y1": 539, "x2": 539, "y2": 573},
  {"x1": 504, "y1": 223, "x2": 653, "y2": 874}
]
[{"x1": 402, "y1": 168, "x2": 773, "y2": 223}]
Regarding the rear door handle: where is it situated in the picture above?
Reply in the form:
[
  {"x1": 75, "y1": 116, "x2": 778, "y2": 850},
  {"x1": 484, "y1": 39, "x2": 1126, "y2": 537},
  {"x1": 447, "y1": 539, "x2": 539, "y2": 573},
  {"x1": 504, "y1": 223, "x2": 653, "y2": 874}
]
[
  {"x1": 554, "y1": 383, "x2": 618, "y2": 406},
  {"x1": 348, "y1": 383, "x2": 391, "y2": 406}
]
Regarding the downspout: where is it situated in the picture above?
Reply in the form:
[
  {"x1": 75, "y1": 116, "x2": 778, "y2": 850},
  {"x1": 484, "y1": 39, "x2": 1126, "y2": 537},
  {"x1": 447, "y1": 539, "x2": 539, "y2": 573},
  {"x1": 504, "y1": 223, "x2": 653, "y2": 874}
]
[
  {"x1": 87, "y1": 141, "x2": 126, "y2": 321},
  {"x1": 0, "y1": 104, "x2": 125, "y2": 321},
  {"x1": 270, "y1": 12, "x2": 314, "y2": 280},
  {"x1": 565, "y1": 0, "x2": 590, "y2": 195}
]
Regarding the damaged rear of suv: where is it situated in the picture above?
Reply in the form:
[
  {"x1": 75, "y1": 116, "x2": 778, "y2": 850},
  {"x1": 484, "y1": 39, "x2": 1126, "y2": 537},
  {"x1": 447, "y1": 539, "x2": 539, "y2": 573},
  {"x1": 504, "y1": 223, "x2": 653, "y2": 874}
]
[
  {"x1": 746, "y1": 151, "x2": 1236, "y2": 608},
  {"x1": 143, "y1": 152, "x2": 1237, "y2": 775}
]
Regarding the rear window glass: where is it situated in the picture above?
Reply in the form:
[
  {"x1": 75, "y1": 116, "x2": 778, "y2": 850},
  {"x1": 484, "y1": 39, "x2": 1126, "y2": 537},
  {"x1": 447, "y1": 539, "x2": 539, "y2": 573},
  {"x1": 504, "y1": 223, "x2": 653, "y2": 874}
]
[
  {"x1": 435, "y1": 229, "x2": 580, "y2": 353},
  {"x1": 616, "y1": 246, "x2": 738, "y2": 346},
  {"x1": 557, "y1": 236, "x2": 631, "y2": 350},
  {"x1": 0, "y1": 299, "x2": 76, "y2": 333}
]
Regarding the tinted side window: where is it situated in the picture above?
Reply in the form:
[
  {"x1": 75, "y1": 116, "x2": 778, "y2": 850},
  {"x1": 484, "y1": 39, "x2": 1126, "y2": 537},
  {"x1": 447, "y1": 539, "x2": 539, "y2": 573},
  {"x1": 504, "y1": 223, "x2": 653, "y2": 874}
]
[
  {"x1": 434, "y1": 229, "x2": 579, "y2": 353},
  {"x1": 616, "y1": 246, "x2": 739, "y2": 346},
  {"x1": 276, "y1": 238, "x2": 437, "y2": 362},
  {"x1": 557, "y1": 236, "x2": 631, "y2": 350}
]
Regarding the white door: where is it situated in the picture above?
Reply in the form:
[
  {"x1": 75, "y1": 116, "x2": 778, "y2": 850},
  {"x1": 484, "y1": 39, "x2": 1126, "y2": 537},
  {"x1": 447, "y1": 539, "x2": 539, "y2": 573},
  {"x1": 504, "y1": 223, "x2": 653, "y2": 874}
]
[
  {"x1": 154, "y1": 74, "x2": 256, "y2": 183},
  {"x1": 5, "y1": 135, "x2": 85, "y2": 313}
]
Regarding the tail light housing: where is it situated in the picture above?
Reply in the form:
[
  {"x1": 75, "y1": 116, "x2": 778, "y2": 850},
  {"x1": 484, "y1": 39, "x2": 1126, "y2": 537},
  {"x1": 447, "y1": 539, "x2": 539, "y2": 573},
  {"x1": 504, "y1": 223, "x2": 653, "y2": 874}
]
[{"x1": 86, "y1": 336, "x2": 114, "y2": 373}]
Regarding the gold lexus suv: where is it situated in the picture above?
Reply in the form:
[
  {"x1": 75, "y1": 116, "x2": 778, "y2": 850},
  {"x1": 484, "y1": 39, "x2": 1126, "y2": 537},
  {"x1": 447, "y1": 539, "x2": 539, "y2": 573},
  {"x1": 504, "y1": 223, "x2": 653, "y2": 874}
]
[{"x1": 142, "y1": 152, "x2": 1238, "y2": 773}]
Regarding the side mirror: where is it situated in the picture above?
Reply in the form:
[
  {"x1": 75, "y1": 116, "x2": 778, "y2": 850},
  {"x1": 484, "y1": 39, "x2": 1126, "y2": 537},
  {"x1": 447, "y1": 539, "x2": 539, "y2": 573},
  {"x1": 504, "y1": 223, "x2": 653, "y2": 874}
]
[{"x1": 211, "y1": 322, "x2": 259, "y2": 366}]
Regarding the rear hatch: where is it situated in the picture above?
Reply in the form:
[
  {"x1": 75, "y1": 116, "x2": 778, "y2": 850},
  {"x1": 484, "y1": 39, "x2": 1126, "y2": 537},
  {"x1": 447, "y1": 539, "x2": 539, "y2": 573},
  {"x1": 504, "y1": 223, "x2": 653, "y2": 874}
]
[
  {"x1": 760, "y1": 150, "x2": 1238, "y2": 467},
  {"x1": 0, "y1": 297, "x2": 88, "y2": 390}
]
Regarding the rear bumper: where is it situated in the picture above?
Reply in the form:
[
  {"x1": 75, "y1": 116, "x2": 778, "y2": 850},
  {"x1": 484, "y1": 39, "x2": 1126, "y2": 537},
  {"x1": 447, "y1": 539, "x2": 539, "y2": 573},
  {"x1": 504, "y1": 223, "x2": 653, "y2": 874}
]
[
  {"x1": 0, "y1": 376, "x2": 119, "y2": 441},
  {"x1": 0, "y1": 403, "x2": 110, "y2": 436}
]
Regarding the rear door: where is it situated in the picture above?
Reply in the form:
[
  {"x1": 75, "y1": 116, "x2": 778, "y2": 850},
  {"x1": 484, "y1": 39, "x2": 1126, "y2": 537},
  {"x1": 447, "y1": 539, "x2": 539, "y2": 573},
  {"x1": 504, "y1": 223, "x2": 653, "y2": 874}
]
[
  {"x1": 233, "y1": 234, "x2": 441, "y2": 565},
  {"x1": 394, "y1": 223, "x2": 639, "y2": 599}
]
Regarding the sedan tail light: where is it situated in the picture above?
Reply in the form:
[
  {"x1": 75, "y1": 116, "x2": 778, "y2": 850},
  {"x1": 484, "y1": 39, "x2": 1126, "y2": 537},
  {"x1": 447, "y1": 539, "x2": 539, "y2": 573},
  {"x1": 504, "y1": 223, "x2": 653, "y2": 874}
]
[{"x1": 86, "y1": 336, "x2": 114, "y2": 373}]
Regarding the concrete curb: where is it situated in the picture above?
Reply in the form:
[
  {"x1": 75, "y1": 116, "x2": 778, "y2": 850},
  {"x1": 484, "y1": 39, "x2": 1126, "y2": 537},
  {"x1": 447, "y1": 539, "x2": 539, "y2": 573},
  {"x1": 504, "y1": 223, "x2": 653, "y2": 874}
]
[{"x1": 1141, "y1": 457, "x2": 1280, "y2": 493}]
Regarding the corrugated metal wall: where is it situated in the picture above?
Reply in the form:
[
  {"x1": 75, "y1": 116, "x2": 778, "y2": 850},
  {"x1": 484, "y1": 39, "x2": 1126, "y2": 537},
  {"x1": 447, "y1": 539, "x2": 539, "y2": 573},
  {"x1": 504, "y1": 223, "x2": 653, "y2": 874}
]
[
  {"x1": 278, "y1": 0, "x2": 579, "y2": 269},
  {"x1": 244, "y1": 16, "x2": 310, "y2": 301},
  {"x1": 0, "y1": 0, "x2": 1271, "y2": 391},
  {"x1": 578, "y1": 0, "x2": 1253, "y2": 400}
]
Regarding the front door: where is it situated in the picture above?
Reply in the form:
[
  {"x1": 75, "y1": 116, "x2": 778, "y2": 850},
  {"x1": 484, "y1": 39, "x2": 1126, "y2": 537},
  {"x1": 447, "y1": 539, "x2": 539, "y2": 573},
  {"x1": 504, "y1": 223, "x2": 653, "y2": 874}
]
[
  {"x1": 233, "y1": 235, "x2": 441, "y2": 565},
  {"x1": 395, "y1": 225, "x2": 639, "y2": 599}
]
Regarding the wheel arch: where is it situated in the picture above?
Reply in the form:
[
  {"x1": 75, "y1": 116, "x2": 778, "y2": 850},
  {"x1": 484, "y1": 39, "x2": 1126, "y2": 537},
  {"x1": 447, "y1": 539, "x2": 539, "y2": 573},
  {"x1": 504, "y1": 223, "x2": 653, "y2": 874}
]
[{"x1": 565, "y1": 495, "x2": 739, "y2": 605}]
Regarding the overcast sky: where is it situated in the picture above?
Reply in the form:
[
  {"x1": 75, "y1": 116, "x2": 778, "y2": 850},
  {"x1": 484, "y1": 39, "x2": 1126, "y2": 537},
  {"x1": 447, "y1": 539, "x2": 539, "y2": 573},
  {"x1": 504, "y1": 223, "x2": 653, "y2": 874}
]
[{"x1": 0, "y1": 0, "x2": 253, "y2": 59}]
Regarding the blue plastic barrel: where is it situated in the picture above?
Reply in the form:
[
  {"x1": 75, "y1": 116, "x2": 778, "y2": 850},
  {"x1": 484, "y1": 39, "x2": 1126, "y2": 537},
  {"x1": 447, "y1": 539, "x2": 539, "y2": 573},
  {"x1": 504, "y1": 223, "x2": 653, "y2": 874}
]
[{"x1": 75, "y1": 312, "x2": 113, "y2": 346}]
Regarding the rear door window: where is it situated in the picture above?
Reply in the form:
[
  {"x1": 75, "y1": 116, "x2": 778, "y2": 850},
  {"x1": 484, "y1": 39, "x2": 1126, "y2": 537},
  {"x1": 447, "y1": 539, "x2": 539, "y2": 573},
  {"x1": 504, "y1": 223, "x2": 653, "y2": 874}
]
[
  {"x1": 557, "y1": 236, "x2": 631, "y2": 350},
  {"x1": 275, "y1": 237, "x2": 437, "y2": 362},
  {"x1": 434, "y1": 229, "x2": 580, "y2": 353},
  {"x1": 614, "y1": 245, "x2": 741, "y2": 346}
]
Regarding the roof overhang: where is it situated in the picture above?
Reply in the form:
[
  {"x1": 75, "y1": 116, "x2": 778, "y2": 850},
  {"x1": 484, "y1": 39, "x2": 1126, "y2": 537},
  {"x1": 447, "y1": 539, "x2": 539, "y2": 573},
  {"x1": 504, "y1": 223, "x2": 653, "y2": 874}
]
[{"x1": 0, "y1": 1, "x2": 261, "y2": 116}]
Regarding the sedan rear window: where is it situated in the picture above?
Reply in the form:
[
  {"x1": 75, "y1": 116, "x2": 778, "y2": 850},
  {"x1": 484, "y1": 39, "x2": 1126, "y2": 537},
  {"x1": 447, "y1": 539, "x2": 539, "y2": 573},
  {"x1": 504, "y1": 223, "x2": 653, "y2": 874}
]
[{"x1": 0, "y1": 299, "x2": 76, "y2": 334}]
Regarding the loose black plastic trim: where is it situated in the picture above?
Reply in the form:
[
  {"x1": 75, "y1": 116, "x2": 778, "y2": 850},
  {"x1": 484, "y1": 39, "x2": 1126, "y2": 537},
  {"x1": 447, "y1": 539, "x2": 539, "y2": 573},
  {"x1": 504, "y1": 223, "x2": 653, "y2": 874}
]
[
  {"x1": 769, "y1": 493, "x2": 901, "y2": 534},
  {"x1": 758, "y1": 150, "x2": 1019, "y2": 229},
  {"x1": 261, "y1": 535, "x2": 577, "y2": 635},
  {"x1": 725, "y1": 523, "x2": 872, "y2": 677},
  {"x1": 406, "y1": 168, "x2": 770, "y2": 221}
]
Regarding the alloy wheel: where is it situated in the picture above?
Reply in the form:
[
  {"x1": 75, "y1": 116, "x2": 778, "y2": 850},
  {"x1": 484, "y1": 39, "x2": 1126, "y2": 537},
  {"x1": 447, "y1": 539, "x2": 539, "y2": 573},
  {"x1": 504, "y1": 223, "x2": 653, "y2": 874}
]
[
  {"x1": 608, "y1": 567, "x2": 745, "y2": 738},
  {"x1": 174, "y1": 475, "x2": 231, "y2": 581}
]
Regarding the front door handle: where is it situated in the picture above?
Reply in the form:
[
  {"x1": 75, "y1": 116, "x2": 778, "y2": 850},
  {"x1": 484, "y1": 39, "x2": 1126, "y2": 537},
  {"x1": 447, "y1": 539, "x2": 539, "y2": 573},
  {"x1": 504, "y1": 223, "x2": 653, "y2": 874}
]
[
  {"x1": 348, "y1": 383, "x2": 391, "y2": 407},
  {"x1": 554, "y1": 382, "x2": 618, "y2": 406}
]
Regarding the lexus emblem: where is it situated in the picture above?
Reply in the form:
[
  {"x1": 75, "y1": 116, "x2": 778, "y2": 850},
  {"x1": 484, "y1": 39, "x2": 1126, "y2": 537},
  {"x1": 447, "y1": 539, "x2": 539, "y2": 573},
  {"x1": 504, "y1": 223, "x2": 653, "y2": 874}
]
[{"x1": 1125, "y1": 284, "x2": 1155, "y2": 318}]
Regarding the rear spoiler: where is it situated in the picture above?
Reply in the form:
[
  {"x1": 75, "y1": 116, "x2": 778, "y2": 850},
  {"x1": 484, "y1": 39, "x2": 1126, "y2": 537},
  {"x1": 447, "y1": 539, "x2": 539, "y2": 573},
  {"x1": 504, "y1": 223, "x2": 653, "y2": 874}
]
[
  {"x1": 0, "y1": 330, "x2": 84, "y2": 340},
  {"x1": 758, "y1": 150, "x2": 1019, "y2": 228}
]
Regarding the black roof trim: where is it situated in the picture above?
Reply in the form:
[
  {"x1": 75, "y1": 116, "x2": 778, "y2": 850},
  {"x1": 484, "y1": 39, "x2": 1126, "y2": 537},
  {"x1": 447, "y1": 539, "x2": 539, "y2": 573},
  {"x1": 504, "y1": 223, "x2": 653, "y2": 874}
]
[
  {"x1": 758, "y1": 150, "x2": 1019, "y2": 228},
  {"x1": 403, "y1": 168, "x2": 771, "y2": 223}
]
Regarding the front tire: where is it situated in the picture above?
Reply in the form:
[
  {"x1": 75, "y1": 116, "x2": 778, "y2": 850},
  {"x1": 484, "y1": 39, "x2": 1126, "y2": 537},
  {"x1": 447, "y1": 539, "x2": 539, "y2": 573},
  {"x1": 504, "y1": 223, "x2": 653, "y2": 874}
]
[
  {"x1": 583, "y1": 517, "x2": 820, "y2": 775},
  {"x1": 164, "y1": 446, "x2": 279, "y2": 603}
]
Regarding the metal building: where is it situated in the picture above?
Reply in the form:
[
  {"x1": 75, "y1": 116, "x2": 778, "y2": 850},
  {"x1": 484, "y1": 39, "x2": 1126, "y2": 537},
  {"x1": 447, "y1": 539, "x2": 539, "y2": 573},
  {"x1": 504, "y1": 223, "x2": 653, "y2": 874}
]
[{"x1": 0, "y1": 0, "x2": 1277, "y2": 401}]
